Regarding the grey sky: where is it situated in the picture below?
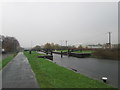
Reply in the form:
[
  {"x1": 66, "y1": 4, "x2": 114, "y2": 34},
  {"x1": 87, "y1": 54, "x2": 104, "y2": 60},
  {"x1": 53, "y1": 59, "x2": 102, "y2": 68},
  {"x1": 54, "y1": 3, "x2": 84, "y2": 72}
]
[{"x1": 1, "y1": 2, "x2": 118, "y2": 48}]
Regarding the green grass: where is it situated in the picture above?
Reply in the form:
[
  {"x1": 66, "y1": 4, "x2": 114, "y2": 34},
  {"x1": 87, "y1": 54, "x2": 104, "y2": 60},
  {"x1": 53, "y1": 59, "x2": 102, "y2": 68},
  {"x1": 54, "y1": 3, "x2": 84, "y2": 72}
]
[
  {"x1": 55, "y1": 50, "x2": 68, "y2": 52},
  {"x1": 72, "y1": 50, "x2": 94, "y2": 54},
  {"x1": 24, "y1": 51, "x2": 113, "y2": 88},
  {"x1": 0, "y1": 54, "x2": 16, "y2": 70},
  {"x1": 55, "y1": 50, "x2": 94, "y2": 54}
]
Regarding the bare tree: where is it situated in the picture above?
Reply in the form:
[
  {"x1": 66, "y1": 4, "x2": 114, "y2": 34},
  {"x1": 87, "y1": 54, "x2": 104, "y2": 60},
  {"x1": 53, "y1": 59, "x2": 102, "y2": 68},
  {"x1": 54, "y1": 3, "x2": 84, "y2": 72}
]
[
  {"x1": 2, "y1": 36, "x2": 20, "y2": 53},
  {"x1": 32, "y1": 45, "x2": 41, "y2": 51}
]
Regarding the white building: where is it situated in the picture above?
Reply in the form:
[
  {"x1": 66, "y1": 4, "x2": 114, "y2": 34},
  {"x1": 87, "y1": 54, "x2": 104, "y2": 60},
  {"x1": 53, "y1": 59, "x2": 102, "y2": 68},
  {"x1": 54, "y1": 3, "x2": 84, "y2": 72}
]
[{"x1": 87, "y1": 44, "x2": 103, "y2": 49}]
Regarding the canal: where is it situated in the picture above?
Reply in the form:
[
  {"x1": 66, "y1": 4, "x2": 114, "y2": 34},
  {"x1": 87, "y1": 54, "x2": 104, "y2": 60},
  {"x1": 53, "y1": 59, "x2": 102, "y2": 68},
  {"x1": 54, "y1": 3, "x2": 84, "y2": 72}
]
[{"x1": 38, "y1": 52, "x2": 119, "y2": 88}]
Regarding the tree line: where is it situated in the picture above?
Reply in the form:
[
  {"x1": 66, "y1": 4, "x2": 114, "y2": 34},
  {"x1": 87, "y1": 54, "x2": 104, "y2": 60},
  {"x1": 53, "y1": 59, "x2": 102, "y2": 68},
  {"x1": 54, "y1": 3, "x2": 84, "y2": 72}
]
[
  {"x1": 1, "y1": 35, "x2": 21, "y2": 53},
  {"x1": 32, "y1": 43, "x2": 82, "y2": 51}
]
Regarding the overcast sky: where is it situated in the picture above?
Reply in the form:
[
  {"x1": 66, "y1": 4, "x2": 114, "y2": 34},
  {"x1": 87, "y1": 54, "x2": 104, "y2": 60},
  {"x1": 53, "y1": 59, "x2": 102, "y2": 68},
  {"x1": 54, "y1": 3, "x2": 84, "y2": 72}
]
[{"x1": 1, "y1": 2, "x2": 118, "y2": 48}]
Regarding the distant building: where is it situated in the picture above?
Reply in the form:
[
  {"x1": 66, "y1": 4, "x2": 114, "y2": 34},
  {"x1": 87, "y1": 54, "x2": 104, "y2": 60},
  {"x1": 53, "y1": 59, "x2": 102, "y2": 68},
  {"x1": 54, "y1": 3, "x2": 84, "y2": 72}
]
[
  {"x1": 86, "y1": 43, "x2": 118, "y2": 49},
  {"x1": 111, "y1": 44, "x2": 118, "y2": 48},
  {"x1": 104, "y1": 43, "x2": 111, "y2": 49},
  {"x1": 87, "y1": 44, "x2": 103, "y2": 49}
]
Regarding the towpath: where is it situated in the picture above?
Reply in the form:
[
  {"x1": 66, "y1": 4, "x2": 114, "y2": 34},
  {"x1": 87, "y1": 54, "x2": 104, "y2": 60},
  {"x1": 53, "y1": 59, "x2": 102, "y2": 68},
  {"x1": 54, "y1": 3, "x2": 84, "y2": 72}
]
[{"x1": 2, "y1": 52, "x2": 39, "y2": 88}]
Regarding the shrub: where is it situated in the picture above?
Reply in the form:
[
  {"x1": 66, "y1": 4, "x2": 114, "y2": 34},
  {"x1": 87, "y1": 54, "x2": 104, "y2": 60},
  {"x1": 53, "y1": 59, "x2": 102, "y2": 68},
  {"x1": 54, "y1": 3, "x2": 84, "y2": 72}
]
[{"x1": 92, "y1": 48, "x2": 119, "y2": 60}]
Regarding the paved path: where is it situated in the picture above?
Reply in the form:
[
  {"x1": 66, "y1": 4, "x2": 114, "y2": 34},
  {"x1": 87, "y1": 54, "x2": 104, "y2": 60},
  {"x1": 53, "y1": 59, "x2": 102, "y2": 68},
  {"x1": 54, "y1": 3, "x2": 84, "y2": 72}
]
[{"x1": 2, "y1": 52, "x2": 39, "y2": 88}]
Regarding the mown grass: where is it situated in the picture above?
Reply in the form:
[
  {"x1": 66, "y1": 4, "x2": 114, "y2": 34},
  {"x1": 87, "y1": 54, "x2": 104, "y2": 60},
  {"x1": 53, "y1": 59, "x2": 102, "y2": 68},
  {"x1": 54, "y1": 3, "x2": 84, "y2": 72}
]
[
  {"x1": 55, "y1": 50, "x2": 68, "y2": 52},
  {"x1": 72, "y1": 50, "x2": 94, "y2": 54},
  {"x1": 55, "y1": 50, "x2": 94, "y2": 54},
  {"x1": 24, "y1": 51, "x2": 113, "y2": 88},
  {"x1": 0, "y1": 54, "x2": 16, "y2": 70}
]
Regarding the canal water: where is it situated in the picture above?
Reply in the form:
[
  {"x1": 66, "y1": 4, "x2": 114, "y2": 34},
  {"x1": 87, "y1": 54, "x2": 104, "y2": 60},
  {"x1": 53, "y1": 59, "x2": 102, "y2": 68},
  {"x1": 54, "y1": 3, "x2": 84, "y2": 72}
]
[{"x1": 38, "y1": 52, "x2": 119, "y2": 88}]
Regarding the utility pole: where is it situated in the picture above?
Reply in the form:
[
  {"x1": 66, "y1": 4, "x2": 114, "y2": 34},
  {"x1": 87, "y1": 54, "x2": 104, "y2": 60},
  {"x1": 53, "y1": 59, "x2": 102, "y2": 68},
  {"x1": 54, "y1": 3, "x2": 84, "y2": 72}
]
[
  {"x1": 60, "y1": 40, "x2": 62, "y2": 47},
  {"x1": 29, "y1": 41, "x2": 32, "y2": 54},
  {"x1": 108, "y1": 32, "x2": 111, "y2": 48},
  {"x1": 60, "y1": 40, "x2": 63, "y2": 50},
  {"x1": 14, "y1": 40, "x2": 15, "y2": 54},
  {"x1": 108, "y1": 32, "x2": 111, "y2": 44},
  {"x1": 66, "y1": 40, "x2": 68, "y2": 47}
]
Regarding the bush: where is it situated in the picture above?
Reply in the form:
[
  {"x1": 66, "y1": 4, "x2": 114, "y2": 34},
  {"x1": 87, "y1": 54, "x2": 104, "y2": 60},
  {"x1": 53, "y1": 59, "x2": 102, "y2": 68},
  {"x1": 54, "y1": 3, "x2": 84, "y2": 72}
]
[{"x1": 92, "y1": 48, "x2": 119, "y2": 60}]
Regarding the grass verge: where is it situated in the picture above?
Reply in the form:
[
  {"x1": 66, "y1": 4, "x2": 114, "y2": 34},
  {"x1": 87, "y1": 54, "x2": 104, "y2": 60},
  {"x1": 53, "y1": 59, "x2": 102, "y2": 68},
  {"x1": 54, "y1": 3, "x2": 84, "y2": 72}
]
[
  {"x1": 24, "y1": 51, "x2": 113, "y2": 88},
  {"x1": 0, "y1": 53, "x2": 16, "y2": 70},
  {"x1": 55, "y1": 50, "x2": 94, "y2": 54},
  {"x1": 55, "y1": 50, "x2": 68, "y2": 52},
  {"x1": 72, "y1": 50, "x2": 94, "y2": 53}
]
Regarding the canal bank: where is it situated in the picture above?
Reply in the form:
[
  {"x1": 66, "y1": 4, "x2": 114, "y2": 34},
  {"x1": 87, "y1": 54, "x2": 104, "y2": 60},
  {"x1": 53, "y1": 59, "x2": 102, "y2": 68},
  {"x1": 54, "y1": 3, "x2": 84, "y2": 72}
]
[
  {"x1": 53, "y1": 51, "x2": 91, "y2": 58},
  {"x1": 53, "y1": 54, "x2": 118, "y2": 88},
  {"x1": 38, "y1": 51, "x2": 118, "y2": 88},
  {"x1": 25, "y1": 51, "x2": 112, "y2": 88}
]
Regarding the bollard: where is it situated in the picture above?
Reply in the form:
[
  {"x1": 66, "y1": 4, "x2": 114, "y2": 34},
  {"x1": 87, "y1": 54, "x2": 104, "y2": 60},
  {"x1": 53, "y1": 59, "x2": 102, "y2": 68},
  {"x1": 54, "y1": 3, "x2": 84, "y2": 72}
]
[
  {"x1": 61, "y1": 51, "x2": 63, "y2": 58},
  {"x1": 102, "y1": 77, "x2": 107, "y2": 83},
  {"x1": 46, "y1": 52, "x2": 48, "y2": 55},
  {"x1": 68, "y1": 49, "x2": 69, "y2": 57},
  {"x1": 50, "y1": 51, "x2": 53, "y2": 56},
  {"x1": 29, "y1": 50, "x2": 31, "y2": 54}
]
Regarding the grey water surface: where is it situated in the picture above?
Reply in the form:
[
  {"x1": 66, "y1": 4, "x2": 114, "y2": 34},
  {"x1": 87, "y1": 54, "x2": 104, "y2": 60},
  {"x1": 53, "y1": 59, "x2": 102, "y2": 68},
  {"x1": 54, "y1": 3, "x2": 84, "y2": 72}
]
[{"x1": 53, "y1": 54, "x2": 118, "y2": 88}]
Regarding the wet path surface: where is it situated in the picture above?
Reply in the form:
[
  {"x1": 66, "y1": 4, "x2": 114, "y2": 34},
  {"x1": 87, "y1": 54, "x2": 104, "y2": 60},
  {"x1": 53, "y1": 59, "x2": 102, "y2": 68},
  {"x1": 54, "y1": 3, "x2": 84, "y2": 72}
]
[{"x1": 2, "y1": 52, "x2": 39, "y2": 88}]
